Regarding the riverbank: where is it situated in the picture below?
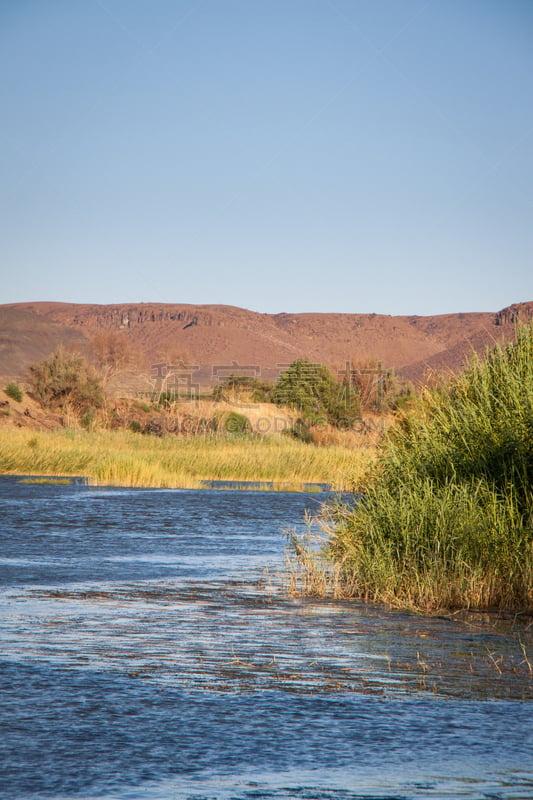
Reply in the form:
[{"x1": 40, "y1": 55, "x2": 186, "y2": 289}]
[{"x1": 0, "y1": 427, "x2": 373, "y2": 491}]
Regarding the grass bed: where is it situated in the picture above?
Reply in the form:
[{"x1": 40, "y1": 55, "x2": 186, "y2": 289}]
[{"x1": 0, "y1": 428, "x2": 372, "y2": 491}]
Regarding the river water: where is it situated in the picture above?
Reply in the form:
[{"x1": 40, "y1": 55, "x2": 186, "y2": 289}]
[{"x1": 1, "y1": 476, "x2": 532, "y2": 799}]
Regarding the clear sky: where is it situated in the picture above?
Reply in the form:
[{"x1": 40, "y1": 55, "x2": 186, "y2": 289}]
[{"x1": 1, "y1": 0, "x2": 532, "y2": 315}]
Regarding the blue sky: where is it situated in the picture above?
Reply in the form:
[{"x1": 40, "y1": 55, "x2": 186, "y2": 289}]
[{"x1": 1, "y1": 0, "x2": 532, "y2": 315}]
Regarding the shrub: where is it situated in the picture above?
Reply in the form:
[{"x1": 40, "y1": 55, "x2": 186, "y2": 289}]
[
  {"x1": 327, "y1": 323, "x2": 533, "y2": 612},
  {"x1": 251, "y1": 381, "x2": 275, "y2": 403},
  {"x1": 284, "y1": 418, "x2": 313, "y2": 443},
  {"x1": 5, "y1": 383, "x2": 23, "y2": 402},
  {"x1": 133, "y1": 400, "x2": 152, "y2": 413},
  {"x1": 144, "y1": 419, "x2": 163, "y2": 436},
  {"x1": 212, "y1": 375, "x2": 274, "y2": 403},
  {"x1": 157, "y1": 391, "x2": 178, "y2": 408},
  {"x1": 81, "y1": 407, "x2": 97, "y2": 431},
  {"x1": 213, "y1": 410, "x2": 252, "y2": 436},
  {"x1": 29, "y1": 347, "x2": 104, "y2": 414}
]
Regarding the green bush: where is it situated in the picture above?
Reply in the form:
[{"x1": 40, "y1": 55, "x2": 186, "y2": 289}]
[
  {"x1": 328, "y1": 324, "x2": 533, "y2": 612},
  {"x1": 213, "y1": 410, "x2": 252, "y2": 436},
  {"x1": 5, "y1": 383, "x2": 23, "y2": 402},
  {"x1": 273, "y1": 359, "x2": 360, "y2": 429}
]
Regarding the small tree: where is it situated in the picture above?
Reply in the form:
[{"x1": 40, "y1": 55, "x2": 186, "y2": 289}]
[
  {"x1": 91, "y1": 331, "x2": 133, "y2": 378},
  {"x1": 29, "y1": 347, "x2": 104, "y2": 414},
  {"x1": 273, "y1": 359, "x2": 360, "y2": 428}
]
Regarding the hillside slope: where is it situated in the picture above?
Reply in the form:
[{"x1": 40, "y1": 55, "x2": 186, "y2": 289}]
[{"x1": 1, "y1": 300, "x2": 532, "y2": 393}]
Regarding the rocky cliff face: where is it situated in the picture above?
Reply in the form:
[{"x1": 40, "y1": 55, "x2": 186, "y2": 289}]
[
  {"x1": 495, "y1": 302, "x2": 533, "y2": 326},
  {"x1": 38, "y1": 304, "x2": 207, "y2": 330}
]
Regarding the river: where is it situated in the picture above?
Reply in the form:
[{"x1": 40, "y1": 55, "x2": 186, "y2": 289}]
[{"x1": 1, "y1": 476, "x2": 532, "y2": 799}]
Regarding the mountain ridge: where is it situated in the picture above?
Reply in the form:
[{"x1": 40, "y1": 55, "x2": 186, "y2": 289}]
[{"x1": 1, "y1": 300, "x2": 532, "y2": 392}]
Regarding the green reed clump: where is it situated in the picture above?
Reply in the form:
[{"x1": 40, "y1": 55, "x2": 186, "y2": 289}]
[{"x1": 327, "y1": 323, "x2": 533, "y2": 612}]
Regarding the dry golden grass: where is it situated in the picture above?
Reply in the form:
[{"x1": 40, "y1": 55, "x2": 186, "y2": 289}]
[{"x1": 0, "y1": 426, "x2": 374, "y2": 490}]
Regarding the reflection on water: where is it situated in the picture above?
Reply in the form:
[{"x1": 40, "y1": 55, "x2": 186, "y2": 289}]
[{"x1": 0, "y1": 476, "x2": 532, "y2": 799}]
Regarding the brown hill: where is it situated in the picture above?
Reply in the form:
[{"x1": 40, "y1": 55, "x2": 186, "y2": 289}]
[
  {"x1": 0, "y1": 306, "x2": 90, "y2": 380},
  {"x1": 1, "y1": 300, "x2": 532, "y2": 395}
]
